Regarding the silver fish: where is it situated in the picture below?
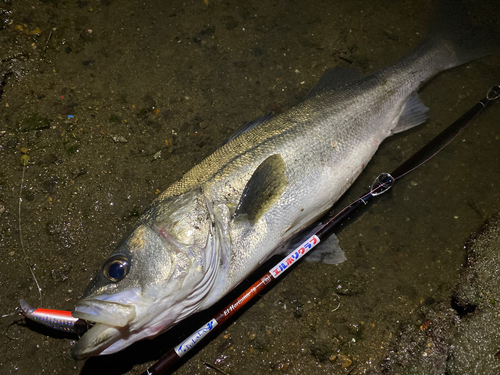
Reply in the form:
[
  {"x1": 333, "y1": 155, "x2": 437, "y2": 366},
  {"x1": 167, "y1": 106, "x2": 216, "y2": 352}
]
[{"x1": 71, "y1": 1, "x2": 499, "y2": 359}]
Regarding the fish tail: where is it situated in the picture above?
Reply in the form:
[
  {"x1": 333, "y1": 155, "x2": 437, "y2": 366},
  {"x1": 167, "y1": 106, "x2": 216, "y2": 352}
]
[{"x1": 424, "y1": 0, "x2": 500, "y2": 70}]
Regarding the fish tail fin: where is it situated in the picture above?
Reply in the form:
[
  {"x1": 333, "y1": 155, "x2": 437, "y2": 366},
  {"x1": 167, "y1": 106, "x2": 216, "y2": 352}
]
[{"x1": 424, "y1": 0, "x2": 500, "y2": 69}]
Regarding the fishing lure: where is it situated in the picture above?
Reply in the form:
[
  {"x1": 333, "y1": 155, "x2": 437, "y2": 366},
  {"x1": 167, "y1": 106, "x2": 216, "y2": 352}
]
[{"x1": 20, "y1": 299, "x2": 88, "y2": 335}]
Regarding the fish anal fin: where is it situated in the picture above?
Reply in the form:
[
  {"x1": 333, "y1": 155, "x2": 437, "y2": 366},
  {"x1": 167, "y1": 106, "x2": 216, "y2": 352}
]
[{"x1": 391, "y1": 94, "x2": 429, "y2": 135}]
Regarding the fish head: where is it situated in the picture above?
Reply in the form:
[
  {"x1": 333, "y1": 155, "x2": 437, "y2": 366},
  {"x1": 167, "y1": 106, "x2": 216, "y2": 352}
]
[{"x1": 71, "y1": 189, "x2": 224, "y2": 359}]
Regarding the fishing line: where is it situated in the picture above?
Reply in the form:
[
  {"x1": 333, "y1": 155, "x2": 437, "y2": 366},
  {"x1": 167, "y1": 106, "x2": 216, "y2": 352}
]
[
  {"x1": 18, "y1": 162, "x2": 43, "y2": 307},
  {"x1": 5, "y1": 320, "x2": 23, "y2": 341}
]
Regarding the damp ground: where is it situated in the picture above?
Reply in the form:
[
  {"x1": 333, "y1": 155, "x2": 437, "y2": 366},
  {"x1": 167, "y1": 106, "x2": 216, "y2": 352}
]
[{"x1": 0, "y1": 0, "x2": 499, "y2": 374}]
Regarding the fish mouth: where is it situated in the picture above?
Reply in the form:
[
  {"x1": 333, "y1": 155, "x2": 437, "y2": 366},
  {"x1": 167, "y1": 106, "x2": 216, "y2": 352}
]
[
  {"x1": 71, "y1": 289, "x2": 140, "y2": 359},
  {"x1": 71, "y1": 323, "x2": 122, "y2": 359},
  {"x1": 73, "y1": 298, "x2": 136, "y2": 327}
]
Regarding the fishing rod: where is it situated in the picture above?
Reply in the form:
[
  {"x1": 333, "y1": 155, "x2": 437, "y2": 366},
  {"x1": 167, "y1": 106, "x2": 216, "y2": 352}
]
[
  {"x1": 19, "y1": 85, "x2": 499, "y2": 374},
  {"x1": 140, "y1": 85, "x2": 499, "y2": 375}
]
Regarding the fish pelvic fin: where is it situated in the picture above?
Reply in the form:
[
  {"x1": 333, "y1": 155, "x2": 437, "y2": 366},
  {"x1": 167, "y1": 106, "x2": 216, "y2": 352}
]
[{"x1": 305, "y1": 233, "x2": 347, "y2": 265}]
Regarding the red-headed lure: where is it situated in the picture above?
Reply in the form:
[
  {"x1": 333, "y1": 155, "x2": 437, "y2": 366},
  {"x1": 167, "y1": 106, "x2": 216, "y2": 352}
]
[{"x1": 20, "y1": 299, "x2": 88, "y2": 335}]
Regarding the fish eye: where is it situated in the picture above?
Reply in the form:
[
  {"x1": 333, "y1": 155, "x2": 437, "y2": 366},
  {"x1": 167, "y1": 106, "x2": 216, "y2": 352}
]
[{"x1": 103, "y1": 256, "x2": 129, "y2": 282}]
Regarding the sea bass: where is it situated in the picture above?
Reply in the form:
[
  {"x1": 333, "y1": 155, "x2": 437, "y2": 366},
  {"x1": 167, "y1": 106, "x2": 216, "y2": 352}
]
[{"x1": 71, "y1": 1, "x2": 499, "y2": 358}]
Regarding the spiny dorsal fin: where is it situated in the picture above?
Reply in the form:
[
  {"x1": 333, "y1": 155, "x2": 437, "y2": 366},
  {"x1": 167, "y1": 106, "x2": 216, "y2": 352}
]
[
  {"x1": 219, "y1": 113, "x2": 274, "y2": 148},
  {"x1": 306, "y1": 67, "x2": 363, "y2": 98},
  {"x1": 234, "y1": 154, "x2": 288, "y2": 223}
]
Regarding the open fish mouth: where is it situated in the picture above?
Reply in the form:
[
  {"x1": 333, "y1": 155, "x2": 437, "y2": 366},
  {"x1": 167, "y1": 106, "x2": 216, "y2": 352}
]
[
  {"x1": 71, "y1": 289, "x2": 141, "y2": 359},
  {"x1": 71, "y1": 323, "x2": 123, "y2": 359},
  {"x1": 73, "y1": 298, "x2": 137, "y2": 327}
]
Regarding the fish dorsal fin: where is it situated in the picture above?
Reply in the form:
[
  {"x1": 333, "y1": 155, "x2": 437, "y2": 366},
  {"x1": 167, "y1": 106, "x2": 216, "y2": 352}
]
[
  {"x1": 219, "y1": 113, "x2": 274, "y2": 148},
  {"x1": 234, "y1": 154, "x2": 288, "y2": 223},
  {"x1": 306, "y1": 67, "x2": 363, "y2": 98},
  {"x1": 391, "y1": 94, "x2": 429, "y2": 134}
]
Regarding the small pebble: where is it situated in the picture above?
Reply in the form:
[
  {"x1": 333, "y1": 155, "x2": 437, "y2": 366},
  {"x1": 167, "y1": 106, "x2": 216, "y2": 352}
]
[
  {"x1": 338, "y1": 353, "x2": 352, "y2": 368},
  {"x1": 112, "y1": 135, "x2": 128, "y2": 143},
  {"x1": 153, "y1": 150, "x2": 162, "y2": 160},
  {"x1": 278, "y1": 362, "x2": 289, "y2": 371},
  {"x1": 20, "y1": 154, "x2": 30, "y2": 166}
]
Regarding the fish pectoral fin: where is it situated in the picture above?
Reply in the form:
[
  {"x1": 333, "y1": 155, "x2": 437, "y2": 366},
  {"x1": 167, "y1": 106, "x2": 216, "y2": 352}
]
[
  {"x1": 306, "y1": 67, "x2": 363, "y2": 98},
  {"x1": 305, "y1": 233, "x2": 346, "y2": 265},
  {"x1": 234, "y1": 154, "x2": 288, "y2": 223},
  {"x1": 391, "y1": 94, "x2": 429, "y2": 134}
]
